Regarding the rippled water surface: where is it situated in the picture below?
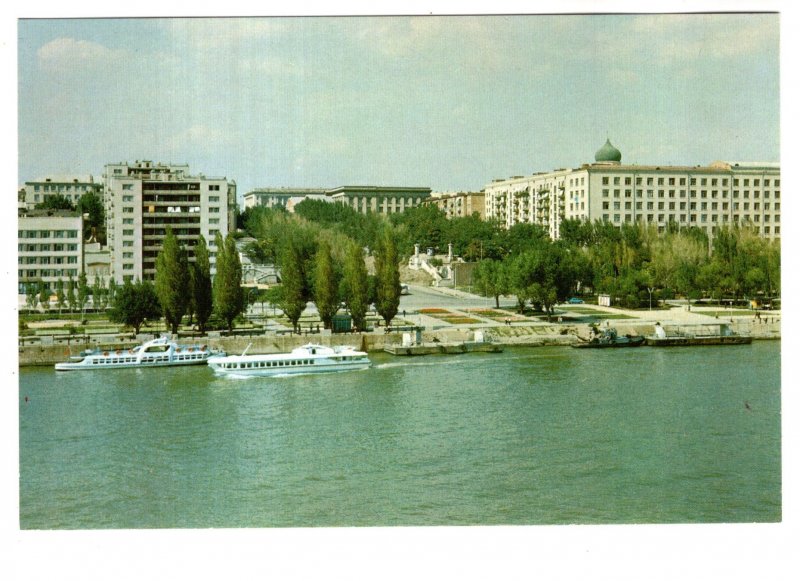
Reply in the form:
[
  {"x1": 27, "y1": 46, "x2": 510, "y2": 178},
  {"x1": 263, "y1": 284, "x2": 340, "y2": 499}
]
[{"x1": 19, "y1": 341, "x2": 781, "y2": 528}]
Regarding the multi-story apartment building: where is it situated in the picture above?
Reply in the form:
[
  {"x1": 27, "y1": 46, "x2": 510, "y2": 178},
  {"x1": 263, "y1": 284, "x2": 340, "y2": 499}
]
[
  {"x1": 104, "y1": 161, "x2": 237, "y2": 283},
  {"x1": 484, "y1": 140, "x2": 780, "y2": 241},
  {"x1": 243, "y1": 187, "x2": 328, "y2": 209},
  {"x1": 17, "y1": 210, "x2": 83, "y2": 294},
  {"x1": 424, "y1": 191, "x2": 486, "y2": 219},
  {"x1": 328, "y1": 186, "x2": 431, "y2": 215},
  {"x1": 19, "y1": 175, "x2": 102, "y2": 211}
]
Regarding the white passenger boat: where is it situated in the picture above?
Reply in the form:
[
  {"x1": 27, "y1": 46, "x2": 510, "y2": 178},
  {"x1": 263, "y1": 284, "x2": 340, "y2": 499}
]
[
  {"x1": 55, "y1": 336, "x2": 225, "y2": 371},
  {"x1": 208, "y1": 343, "x2": 371, "y2": 377}
]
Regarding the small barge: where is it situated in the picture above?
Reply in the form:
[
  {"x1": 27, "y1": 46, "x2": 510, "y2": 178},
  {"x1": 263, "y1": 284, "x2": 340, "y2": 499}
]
[{"x1": 645, "y1": 323, "x2": 753, "y2": 347}]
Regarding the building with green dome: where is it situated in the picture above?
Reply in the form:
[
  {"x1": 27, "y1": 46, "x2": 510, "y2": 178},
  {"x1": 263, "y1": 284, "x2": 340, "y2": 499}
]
[{"x1": 484, "y1": 140, "x2": 780, "y2": 242}]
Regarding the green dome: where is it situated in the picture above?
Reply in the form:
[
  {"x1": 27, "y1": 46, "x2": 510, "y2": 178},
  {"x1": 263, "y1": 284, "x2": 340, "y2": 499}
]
[{"x1": 595, "y1": 139, "x2": 622, "y2": 162}]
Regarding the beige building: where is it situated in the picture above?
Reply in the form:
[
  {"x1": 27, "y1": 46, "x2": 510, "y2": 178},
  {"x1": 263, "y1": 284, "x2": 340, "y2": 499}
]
[
  {"x1": 104, "y1": 161, "x2": 237, "y2": 283},
  {"x1": 484, "y1": 140, "x2": 780, "y2": 241},
  {"x1": 17, "y1": 210, "x2": 83, "y2": 294},
  {"x1": 424, "y1": 191, "x2": 486, "y2": 219},
  {"x1": 19, "y1": 175, "x2": 103, "y2": 211}
]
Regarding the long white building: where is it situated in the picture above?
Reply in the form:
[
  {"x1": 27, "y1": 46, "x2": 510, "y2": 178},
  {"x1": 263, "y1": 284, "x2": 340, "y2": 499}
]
[
  {"x1": 17, "y1": 210, "x2": 83, "y2": 294},
  {"x1": 484, "y1": 140, "x2": 780, "y2": 241},
  {"x1": 104, "y1": 161, "x2": 237, "y2": 283}
]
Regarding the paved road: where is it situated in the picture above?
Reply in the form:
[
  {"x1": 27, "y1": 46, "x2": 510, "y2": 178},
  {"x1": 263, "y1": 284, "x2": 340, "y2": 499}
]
[{"x1": 399, "y1": 284, "x2": 514, "y2": 312}]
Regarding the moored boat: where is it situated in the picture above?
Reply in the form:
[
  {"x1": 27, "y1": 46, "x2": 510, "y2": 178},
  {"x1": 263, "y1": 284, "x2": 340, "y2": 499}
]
[
  {"x1": 55, "y1": 336, "x2": 225, "y2": 371},
  {"x1": 572, "y1": 327, "x2": 645, "y2": 349},
  {"x1": 208, "y1": 343, "x2": 371, "y2": 377},
  {"x1": 645, "y1": 322, "x2": 752, "y2": 347}
]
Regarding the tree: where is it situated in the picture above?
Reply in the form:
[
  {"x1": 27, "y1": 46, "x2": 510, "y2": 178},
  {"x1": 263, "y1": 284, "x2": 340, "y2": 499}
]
[
  {"x1": 342, "y1": 242, "x2": 369, "y2": 331},
  {"x1": 66, "y1": 274, "x2": 77, "y2": 311},
  {"x1": 508, "y1": 241, "x2": 577, "y2": 320},
  {"x1": 473, "y1": 259, "x2": 508, "y2": 308},
  {"x1": 25, "y1": 283, "x2": 37, "y2": 310},
  {"x1": 155, "y1": 228, "x2": 190, "y2": 334},
  {"x1": 55, "y1": 278, "x2": 65, "y2": 313},
  {"x1": 312, "y1": 239, "x2": 339, "y2": 329},
  {"x1": 76, "y1": 191, "x2": 106, "y2": 244},
  {"x1": 77, "y1": 271, "x2": 90, "y2": 314},
  {"x1": 37, "y1": 280, "x2": 50, "y2": 311},
  {"x1": 374, "y1": 230, "x2": 401, "y2": 326},
  {"x1": 109, "y1": 279, "x2": 162, "y2": 335},
  {"x1": 92, "y1": 275, "x2": 106, "y2": 310},
  {"x1": 191, "y1": 235, "x2": 213, "y2": 334},
  {"x1": 212, "y1": 232, "x2": 245, "y2": 333},
  {"x1": 277, "y1": 237, "x2": 307, "y2": 332},
  {"x1": 35, "y1": 194, "x2": 74, "y2": 211}
]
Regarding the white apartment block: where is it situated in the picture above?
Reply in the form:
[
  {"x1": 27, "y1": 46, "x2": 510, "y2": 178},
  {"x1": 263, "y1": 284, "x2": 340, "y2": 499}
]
[
  {"x1": 104, "y1": 161, "x2": 237, "y2": 283},
  {"x1": 20, "y1": 175, "x2": 102, "y2": 210},
  {"x1": 18, "y1": 210, "x2": 83, "y2": 293},
  {"x1": 484, "y1": 140, "x2": 781, "y2": 241}
]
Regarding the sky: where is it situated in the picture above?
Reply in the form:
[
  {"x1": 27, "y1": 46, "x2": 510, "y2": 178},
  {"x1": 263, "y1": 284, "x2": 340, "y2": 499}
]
[{"x1": 17, "y1": 13, "x2": 780, "y2": 198}]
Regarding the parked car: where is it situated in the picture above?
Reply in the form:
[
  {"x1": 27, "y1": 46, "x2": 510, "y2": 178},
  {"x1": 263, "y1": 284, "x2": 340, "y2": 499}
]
[{"x1": 568, "y1": 297, "x2": 584, "y2": 304}]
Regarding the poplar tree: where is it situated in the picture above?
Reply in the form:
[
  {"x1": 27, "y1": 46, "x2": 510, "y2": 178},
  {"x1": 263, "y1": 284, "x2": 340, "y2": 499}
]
[
  {"x1": 278, "y1": 237, "x2": 307, "y2": 332},
  {"x1": 374, "y1": 231, "x2": 401, "y2": 327},
  {"x1": 155, "y1": 228, "x2": 190, "y2": 334},
  {"x1": 192, "y1": 235, "x2": 213, "y2": 334},
  {"x1": 66, "y1": 274, "x2": 76, "y2": 312},
  {"x1": 213, "y1": 232, "x2": 245, "y2": 333},
  {"x1": 342, "y1": 242, "x2": 369, "y2": 331},
  {"x1": 312, "y1": 239, "x2": 339, "y2": 329},
  {"x1": 77, "y1": 271, "x2": 90, "y2": 314}
]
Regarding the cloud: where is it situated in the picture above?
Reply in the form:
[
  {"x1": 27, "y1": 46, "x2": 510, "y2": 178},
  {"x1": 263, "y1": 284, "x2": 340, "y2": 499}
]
[
  {"x1": 37, "y1": 37, "x2": 127, "y2": 72},
  {"x1": 159, "y1": 18, "x2": 288, "y2": 51}
]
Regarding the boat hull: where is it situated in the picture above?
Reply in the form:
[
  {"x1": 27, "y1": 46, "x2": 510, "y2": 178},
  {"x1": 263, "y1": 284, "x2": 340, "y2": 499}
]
[
  {"x1": 209, "y1": 360, "x2": 370, "y2": 377},
  {"x1": 55, "y1": 357, "x2": 217, "y2": 371},
  {"x1": 645, "y1": 336, "x2": 753, "y2": 347},
  {"x1": 572, "y1": 336, "x2": 646, "y2": 349}
]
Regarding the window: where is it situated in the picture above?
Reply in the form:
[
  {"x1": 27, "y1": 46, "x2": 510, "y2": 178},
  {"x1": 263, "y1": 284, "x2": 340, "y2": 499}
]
[
  {"x1": 123, "y1": 252, "x2": 133, "y2": 259},
  {"x1": 209, "y1": 196, "x2": 219, "y2": 203},
  {"x1": 624, "y1": 177, "x2": 631, "y2": 185},
  {"x1": 209, "y1": 207, "x2": 220, "y2": 213},
  {"x1": 602, "y1": 177, "x2": 609, "y2": 185},
  {"x1": 658, "y1": 178, "x2": 664, "y2": 186},
  {"x1": 613, "y1": 177, "x2": 620, "y2": 185},
  {"x1": 123, "y1": 240, "x2": 134, "y2": 247},
  {"x1": 669, "y1": 178, "x2": 675, "y2": 186},
  {"x1": 123, "y1": 263, "x2": 134, "y2": 270},
  {"x1": 209, "y1": 185, "x2": 221, "y2": 191},
  {"x1": 123, "y1": 207, "x2": 134, "y2": 213},
  {"x1": 123, "y1": 218, "x2": 134, "y2": 225},
  {"x1": 680, "y1": 178, "x2": 686, "y2": 186},
  {"x1": 209, "y1": 218, "x2": 219, "y2": 225},
  {"x1": 602, "y1": 189, "x2": 609, "y2": 197},
  {"x1": 122, "y1": 184, "x2": 133, "y2": 190},
  {"x1": 647, "y1": 177, "x2": 654, "y2": 186},
  {"x1": 122, "y1": 195, "x2": 134, "y2": 202},
  {"x1": 123, "y1": 229, "x2": 134, "y2": 236}
]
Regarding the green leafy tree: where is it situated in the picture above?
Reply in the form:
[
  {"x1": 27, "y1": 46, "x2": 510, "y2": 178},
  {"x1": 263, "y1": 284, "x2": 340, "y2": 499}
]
[
  {"x1": 37, "y1": 280, "x2": 50, "y2": 311},
  {"x1": 191, "y1": 235, "x2": 213, "y2": 334},
  {"x1": 109, "y1": 279, "x2": 162, "y2": 335},
  {"x1": 155, "y1": 228, "x2": 190, "y2": 334},
  {"x1": 66, "y1": 274, "x2": 77, "y2": 311},
  {"x1": 76, "y1": 191, "x2": 106, "y2": 244},
  {"x1": 312, "y1": 239, "x2": 339, "y2": 329},
  {"x1": 25, "y1": 283, "x2": 37, "y2": 310},
  {"x1": 473, "y1": 259, "x2": 509, "y2": 308},
  {"x1": 277, "y1": 237, "x2": 308, "y2": 332},
  {"x1": 55, "y1": 278, "x2": 65, "y2": 313},
  {"x1": 77, "y1": 271, "x2": 90, "y2": 314},
  {"x1": 35, "y1": 194, "x2": 74, "y2": 211},
  {"x1": 342, "y1": 242, "x2": 369, "y2": 331},
  {"x1": 212, "y1": 232, "x2": 245, "y2": 333},
  {"x1": 374, "y1": 230, "x2": 401, "y2": 326}
]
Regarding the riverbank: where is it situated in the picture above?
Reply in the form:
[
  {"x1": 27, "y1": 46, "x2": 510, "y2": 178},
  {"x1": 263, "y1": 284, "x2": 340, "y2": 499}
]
[{"x1": 18, "y1": 317, "x2": 780, "y2": 367}]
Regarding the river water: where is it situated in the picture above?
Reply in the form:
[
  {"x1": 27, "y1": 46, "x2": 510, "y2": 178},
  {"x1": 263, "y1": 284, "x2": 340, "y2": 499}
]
[{"x1": 19, "y1": 341, "x2": 781, "y2": 529}]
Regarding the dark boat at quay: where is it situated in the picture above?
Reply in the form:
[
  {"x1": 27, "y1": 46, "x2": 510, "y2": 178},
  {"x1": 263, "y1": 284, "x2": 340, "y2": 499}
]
[{"x1": 572, "y1": 327, "x2": 645, "y2": 349}]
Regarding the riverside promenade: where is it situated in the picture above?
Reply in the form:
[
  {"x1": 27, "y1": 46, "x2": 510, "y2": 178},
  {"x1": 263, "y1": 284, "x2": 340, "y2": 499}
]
[{"x1": 18, "y1": 284, "x2": 780, "y2": 366}]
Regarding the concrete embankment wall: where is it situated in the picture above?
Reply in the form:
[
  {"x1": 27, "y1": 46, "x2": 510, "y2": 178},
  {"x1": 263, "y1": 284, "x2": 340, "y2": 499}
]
[{"x1": 18, "y1": 320, "x2": 780, "y2": 367}]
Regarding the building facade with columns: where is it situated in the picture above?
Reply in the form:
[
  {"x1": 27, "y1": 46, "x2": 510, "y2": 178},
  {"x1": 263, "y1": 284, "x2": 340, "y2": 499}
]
[
  {"x1": 243, "y1": 187, "x2": 328, "y2": 209},
  {"x1": 328, "y1": 186, "x2": 431, "y2": 215},
  {"x1": 104, "y1": 161, "x2": 237, "y2": 283},
  {"x1": 19, "y1": 175, "x2": 103, "y2": 211},
  {"x1": 484, "y1": 140, "x2": 781, "y2": 241}
]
